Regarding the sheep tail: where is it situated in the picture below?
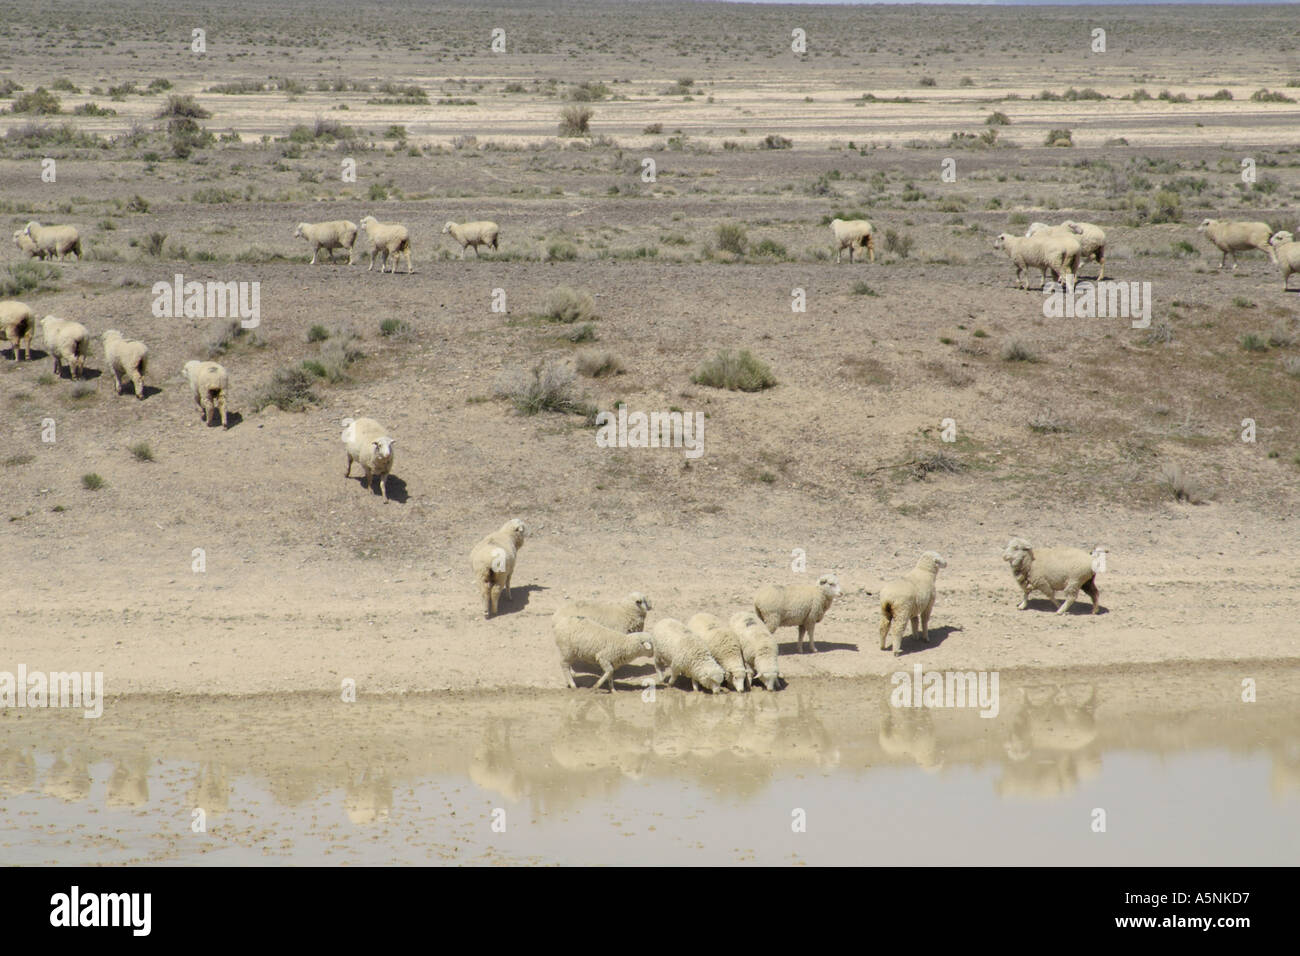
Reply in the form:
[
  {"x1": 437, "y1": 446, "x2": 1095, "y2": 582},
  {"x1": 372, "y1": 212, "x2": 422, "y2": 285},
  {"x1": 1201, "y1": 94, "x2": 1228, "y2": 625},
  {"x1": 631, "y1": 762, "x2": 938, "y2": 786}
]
[{"x1": 489, "y1": 547, "x2": 508, "y2": 574}]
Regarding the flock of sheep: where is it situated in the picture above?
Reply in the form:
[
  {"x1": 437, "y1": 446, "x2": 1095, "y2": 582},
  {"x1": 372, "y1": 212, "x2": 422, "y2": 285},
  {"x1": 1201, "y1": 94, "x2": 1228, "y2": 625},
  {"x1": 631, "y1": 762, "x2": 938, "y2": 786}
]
[
  {"x1": 466, "y1": 516, "x2": 1109, "y2": 693},
  {"x1": 2, "y1": 199, "x2": 1281, "y2": 698}
]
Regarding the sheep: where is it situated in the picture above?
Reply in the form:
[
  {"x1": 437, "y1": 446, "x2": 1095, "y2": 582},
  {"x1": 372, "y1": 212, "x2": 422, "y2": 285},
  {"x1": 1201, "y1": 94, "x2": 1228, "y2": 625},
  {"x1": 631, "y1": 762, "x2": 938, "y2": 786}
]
[
  {"x1": 686, "y1": 613, "x2": 749, "y2": 692},
  {"x1": 13, "y1": 229, "x2": 46, "y2": 259},
  {"x1": 554, "y1": 593, "x2": 651, "y2": 634},
  {"x1": 39, "y1": 315, "x2": 88, "y2": 379},
  {"x1": 879, "y1": 551, "x2": 947, "y2": 657},
  {"x1": 1028, "y1": 220, "x2": 1107, "y2": 281},
  {"x1": 554, "y1": 614, "x2": 654, "y2": 692},
  {"x1": 341, "y1": 417, "x2": 396, "y2": 502},
  {"x1": 358, "y1": 215, "x2": 412, "y2": 274},
  {"x1": 469, "y1": 518, "x2": 526, "y2": 618},
  {"x1": 22, "y1": 221, "x2": 81, "y2": 261},
  {"x1": 1269, "y1": 231, "x2": 1300, "y2": 290},
  {"x1": 994, "y1": 231, "x2": 1080, "y2": 292},
  {"x1": 442, "y1": 220, "x2": 499, "y2": 258},
  {"x1": 294, "y1": 220, "x2": 358, "y2": 265},
  {"x1": 753, "y1": 573, "x2": 842, "y2": 654},
  {"x1": 101, "y1": 330, "x2": 148, "y2": 399},
  {"x1": 830, "y1": 218, "x2": 875, "y2": 264},
  {"x1": 1197, "y1": 219, "x2": 1275, "y2": 270},
  {"x1": 729, "y1": 610, "x2": 782, "y2": 691},
  {"x1": 651, "y1": 618, "x2": 726, "y2": 693},
  {"x1": 1001, "y1": 537, "x2": 1103, "y2": 615},
  {"x1": 182, "y1": 359, "x2": 229, "y2": 428},
  {"x1": 0, "y1": 301, "x2": 35, "y2": 360}
]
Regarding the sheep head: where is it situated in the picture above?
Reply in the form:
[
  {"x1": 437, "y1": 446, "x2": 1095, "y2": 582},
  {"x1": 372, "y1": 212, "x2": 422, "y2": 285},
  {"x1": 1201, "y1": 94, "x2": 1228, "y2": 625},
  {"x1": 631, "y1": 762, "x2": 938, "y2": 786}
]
[
  {"x1": 1270, "y1": 231, "x2": 1294, "y2": 247},
  {"x1": 918, "y1": 551, "x2": 947, "y2": 573},
  {"x1": 293, "y1": 223, "x2": 306, "y2": 238},
  {"x1": 817, "y1": 573, "x2": 842, "y2": 597},
  {"x1": 371, "y1": 438, "x2": 394, "y2": 464},
  {"x1": 441, "y1": 221, "x2": 456, "y2": 234},
  {"x1": 1002, "y1": 537, "x2": 1033, "y2": 566},
  {"x1": 1025, "y1": 221, "x2": 1052, "y2": 237},
  {"x1": 993, "y1": 233, "x2": 1011, "y2": 249},
  {"x1": 630, "y1": 592, "x2": 652, "y2": 613},
  {"x1": 23, "y1": 221, "x2": 39, "y2": 237},
  {"x1": 1197, "y1": 218, "x2": 1215, "y2": 232}
]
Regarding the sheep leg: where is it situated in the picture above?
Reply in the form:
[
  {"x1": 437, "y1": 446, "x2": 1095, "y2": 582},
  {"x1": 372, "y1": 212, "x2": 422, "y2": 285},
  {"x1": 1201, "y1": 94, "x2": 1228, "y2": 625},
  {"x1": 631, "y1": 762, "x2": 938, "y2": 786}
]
[
  {"x1": 132, "y1": 372, "x2": 144, "y2": 399},
  {"x1": 797, "y1": 624, "x2": 807, "y2": 653},
  {"x1": 112, "y1": 369, "x2": 123, "y2": 394},
  {"x1": 345, "y1": 453, "x2": 353, "y2": 478},
  {"x1": 310, "y1": 248, "x2": 319, "y2": 265},
  {"x1": 364, "y1": 468, "x2": 374, "y2": 492},
  {"x1": 502, "y1": 573, "x2": 512, "y2": 600},
  {"x1": 880, "y1": 612, "x2": 892, "y2": 650},
  {"x1": 480, "y1": 581, "x2": 493, "y2": 617},
  {"x1": 1095, "y1": 250, "x2": 1105, "y2": 282},
  {"x1": 489, "y1": 583, "x2": 503, "y2": 616},
  {"x1": 1056, "y1": 588, "x2": 1079, "y2": 615},
  {"x1": 367, "y1": 251, "x2": 376, "y2": 272},
  {"x1": 561, "y1": 662, "x2": 577, "y2": 689},
  {"x1": 805, "y1": 622, "x2": 817, "y2": 653},
  {"x1": 867, "y1": 236, "x2": 875, "y2": 263},
  {"x1": 921, "y1": 607, "x2": 931, "y2": 643},
  {"x1": 593, "y1": 660, "x2": 615, "y2": 692},
  {"x1": 403, "y1": 249, "x2": 412, "y2": 274},
  {"x1": 380, "y1": 474, "x2": 389, "y2": 503},
  {"x1": 892, "y1": 618, "x2": 904, "y2": 657},
  {"x1": 1016, "y1": 586, "x2": 1030, "y2": 610},
  {"x1": 460, "y1": 245, "x2": 467, "y2": 260},
  {"x1": 218, "y1": 394, "x2": 228, "y2": 429},
  {"x1": 1083, "y1": 579, "x2": 1100, "y2": 614},
  {"x1": 473, "y1": 244, "x2": 481, "y2": 258}
]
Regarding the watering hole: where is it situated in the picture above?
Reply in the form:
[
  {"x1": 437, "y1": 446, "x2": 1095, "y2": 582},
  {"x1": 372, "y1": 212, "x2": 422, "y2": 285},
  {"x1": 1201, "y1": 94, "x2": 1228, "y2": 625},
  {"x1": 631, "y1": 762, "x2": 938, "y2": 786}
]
[{"x1": 1, "y1": 662, "x2": 1297, "y2": 865}]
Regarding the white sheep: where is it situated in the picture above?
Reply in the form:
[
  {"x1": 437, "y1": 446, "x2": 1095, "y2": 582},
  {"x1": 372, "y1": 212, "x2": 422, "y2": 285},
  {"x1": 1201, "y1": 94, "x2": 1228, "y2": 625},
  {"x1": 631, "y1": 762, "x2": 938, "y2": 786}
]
[
  {"x1": 651, "y1": 618, "x2": 726, "y2": 693},
  {"x1": 0, "y1": 301, "x2": 35, "y2": 360},
  {"x1": 442, "y1": 220, "x2": 499, "y2": 258},
  {"x1": 13, "y1": 230, "x2": 46, "y2": 259},
  {"x1": 341, "y1": 417, "x2": 396, "y2": 502},
  {"x1": 1197, "y1": 219, "x2": 1275, "y2": 270},
  {"x1": 1001, "y1": 537, "x2": 1104, "y2": 615},
  {"x1": 1269, "y1": 231, "x2": 1300, "y2": 290},
  {"x1": 294, "y1": 220, "x2": 358, "y2": 265},
  {"x1": 686, "y1": 613, "x2": 749, "y2": 692},
  {"x1": 1028, "y1": 221, "x2": 1107, "y2": 281},
  {"x1": 554, "y1": 592, "x2": 651, "y2": 633},
  {"x1": 554, "y1": 615, "x2": 654, "y2": 692},
  {"x1": 39, "y1": 315, "x2": 88, "y2": 379},
  {"x1": 830, "y1": 218, "x2": 875, "y2": 263},
  {"x1": 729, "y1": 610, "x2": 782, "y2": 691},
  {"x1": 469, "y1": 518, "x2": 526, "y2": 618},
  {"x1": 182, "y1": 359, "x2": 229, "y2": 428},
  {"x1": 994, "y1": 231, "x2": 1080, "y2": 291},
  {"x1": 753, "y1": 573, "x2": 842, "y2": 654},
  {"x1": 22, "y1": 222, "x2": 81, "y2": 261},
  {"x1": 101, "y1": 330, "x2": 148, "y2": 399},
  {"x1": 879, "y1": 551, "x2": 947, "y2": 657},
  {"x1": 359, "y1": 215, "x2": 412, "y2": 274}
]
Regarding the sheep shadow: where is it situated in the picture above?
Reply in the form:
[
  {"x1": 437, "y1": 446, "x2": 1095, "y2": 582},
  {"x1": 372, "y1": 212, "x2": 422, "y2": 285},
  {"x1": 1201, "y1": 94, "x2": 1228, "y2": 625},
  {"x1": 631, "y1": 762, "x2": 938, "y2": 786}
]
[
  {"x1": 202, "y1": 410, "x2": 243, "y2": 429},
  {"x1": 494, "y1": 583, "x2": 547, "y2": 616},
  {"x1": 4, "y1": 349, "x2": 45, "y2": 363},
  {"x1": 885, "y1": 624, "x2": 964, "y2": 657},
  {"x1": 109, "y1": 383, "x2": 163, "y2": 400},
  {"x1": 778, "y1": 638, "x2": 858, "y2": 655},
  {"x1": 567, "y1": 661, "x2": 658, "y2": 692},
  {"x1": 1021, "y1": 598, "x2": 1108, "y2": 616},
  {"x1": 57, "y1": 366, "x2": 101, "y2": 381},
  {"x1": 352, "y1": 473, "x2": 409, "y2": 503}
]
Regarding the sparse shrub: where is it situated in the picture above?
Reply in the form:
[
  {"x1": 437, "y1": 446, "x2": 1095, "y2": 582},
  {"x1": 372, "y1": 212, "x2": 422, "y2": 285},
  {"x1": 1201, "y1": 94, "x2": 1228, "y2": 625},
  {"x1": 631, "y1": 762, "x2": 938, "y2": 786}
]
[
  {"x1": 1142, "y1": 322, "x2": 1174, "y2": 345},
  {"x1": 253, "y1": 367, "x2": 318, "y2": 412},
  {"x1": 751, "y1": 238, "x2": 788, "y2": 259},
  {"x1": 576, "y1": 349, "x2": 622, "y2": 377},
  {"x1": 715, "y1": 223, "x2": 748, "y2": 256},
  {"x1": 1159, "y1": 463, "x2": 1201, "y2": 503},
  {"x1": 129, "y1": 442, "x2": 153, "y2": 462},
  {"x1": 1282, "y1": 355, "x2": 1300, "y2": 379},
  {"x1": 81, "y1": 473, "x2": 104, "y2": 490},
  {"x1": 547, "y1": 241, "x2": 579, "y2": 261},
  {"x1": 126, "y1": 194, "x2": 149, "y2": 213},
  {"x1": 9, "y1": 88, "x2": 61, "y2": 114},
  {"x1": 307, "y1": 325, "x2": 330, "y2": 343},
  {"x1": 919, "y1": 76, "x2": 936, "y2": 88},
  {"x1": 0, "y1": 261, "x2": 60, "y2": 297},
  {"x1": 1028, "y1": 415, "x2": 1070, "y2": 434},
  {"x1": 379, "y1": 318, "x2": 409, "y2": 336},
  {"x1": 1044, "y1": 129, "x2": 1073, "y2": 147},
  {"x1": 539, "y1": 286, "x2": 596, "y2": 323},
  {"x1": 1251, "y1": 89, "x2": 1296, "y2": 103},
  {"x1": 558, "y1": 105, "x2": 592, "y2": 136},
  {"x1": 852, "y1": 281, "x2": 879, "y2": 297},
  {"x1": 143, "y1": 232, "x2": 167, "y2": 258},
  {"x1": 909, "y1": 451, "x2": 964, "y2": 480},
  {"x1": 643, "y1": 123, "x2": 663, "y2": 134},
  {"x1": 204, "y1": 318, "x2": 246, "y2": 357},
  {"x1": 156, "y1": 94, "x2": 210, "y2": 119},
  {"x1": 494, "y1": 361, "x2": 591, "y2": 416},
  {"x1": 566, "y1": 323, "x2": 597, "y2": 343},
  {"x1": 692, "y1": 349, "x2": 777, "y2": 392},
  {"x1": 761, "y1": 134, "x2": 792, "y2": 150},
  {"x1": 1001, "y1": 339, "x2": 1036, "y2": 362},
  {"x1": 70, "y1": 384, "x2": 93, "y2": 400},
  {"x1": 883, "y1": 229, "x2": 913, "y2": 258},
  {"x1": 1238, "y1": 333, "x2": 1269, "y2": 352}
]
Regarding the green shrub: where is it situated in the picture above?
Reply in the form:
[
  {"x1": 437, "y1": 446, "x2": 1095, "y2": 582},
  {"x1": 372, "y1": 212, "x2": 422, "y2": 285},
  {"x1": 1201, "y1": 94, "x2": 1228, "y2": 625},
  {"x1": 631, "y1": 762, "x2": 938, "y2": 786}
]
[
  {"x1": 494, "y1": 362, "x2": 591, "y2": 416},
  {"x1": 692, "y1": 349, "x2": 777, "y2": 392},
  {"x1": 715, "y1": 223, "x2": 748, "y2": 256},
  {"x1": 307, "y1": 325, "x2": 330, "y2": 343},
  {"x1": 9, "y1": 88, "x2": 61, "y2": 114},
  {"x1": 129, "y1": 442, "x2": 153, "y2": 462},
  {"x1": 253, "y1": 367, "x2": 319, "y2": 412},
  {"x1": 558, "y1": 105, "x2": 592, "y2": 136},
  {"x1": 81, "y1": 473, "x2": 105, "y2": 490},
  {"x1": 538, "y1": 286, "x2": 596, "y2": 323}
]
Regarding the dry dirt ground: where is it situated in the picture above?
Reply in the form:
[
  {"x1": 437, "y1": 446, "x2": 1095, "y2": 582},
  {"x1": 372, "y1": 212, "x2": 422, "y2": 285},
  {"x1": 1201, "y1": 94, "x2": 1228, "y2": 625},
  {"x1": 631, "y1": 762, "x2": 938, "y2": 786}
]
[{"x1": 1, "y1": 1, "x2": 1298, "y2": 697}]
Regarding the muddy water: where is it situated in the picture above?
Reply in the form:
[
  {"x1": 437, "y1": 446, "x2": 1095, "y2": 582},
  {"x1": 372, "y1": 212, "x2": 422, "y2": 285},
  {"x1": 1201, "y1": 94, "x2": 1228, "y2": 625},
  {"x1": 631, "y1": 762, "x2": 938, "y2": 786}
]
[{"x1": 2, "y1": 663, "x2": 1297, "y2": 865}]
